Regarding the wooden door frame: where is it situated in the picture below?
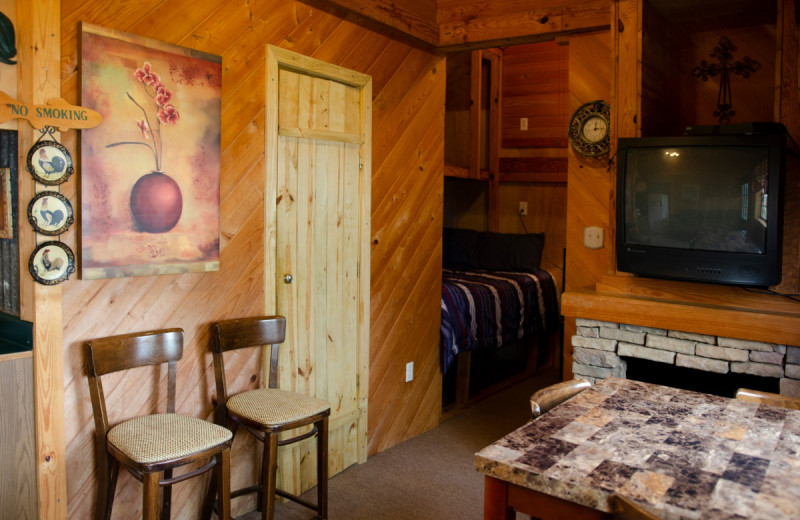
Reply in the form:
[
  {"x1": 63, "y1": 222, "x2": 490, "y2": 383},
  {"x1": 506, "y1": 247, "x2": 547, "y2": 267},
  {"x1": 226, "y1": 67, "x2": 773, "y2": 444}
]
[{"x1": 264, "y1": 44, "x2": 372, "y2": 464}]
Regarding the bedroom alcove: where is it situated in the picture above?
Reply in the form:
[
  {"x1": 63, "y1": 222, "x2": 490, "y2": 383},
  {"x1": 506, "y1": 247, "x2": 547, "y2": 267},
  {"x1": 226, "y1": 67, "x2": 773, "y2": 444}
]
[{"x1": 441, "y1": 41, "x2": 569, "y2": 412}]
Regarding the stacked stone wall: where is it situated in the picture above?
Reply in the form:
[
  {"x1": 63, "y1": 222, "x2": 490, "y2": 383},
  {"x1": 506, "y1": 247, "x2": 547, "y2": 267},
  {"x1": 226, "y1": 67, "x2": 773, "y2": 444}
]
[{"x1": 572, "y1": 319, "x2": 800, "y2": 396}]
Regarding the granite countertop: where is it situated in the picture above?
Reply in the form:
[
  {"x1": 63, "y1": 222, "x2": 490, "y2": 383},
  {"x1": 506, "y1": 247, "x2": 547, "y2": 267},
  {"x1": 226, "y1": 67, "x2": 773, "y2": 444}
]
[{"x1": 475, "y1": 377, "x2": 800, "y2": 519}]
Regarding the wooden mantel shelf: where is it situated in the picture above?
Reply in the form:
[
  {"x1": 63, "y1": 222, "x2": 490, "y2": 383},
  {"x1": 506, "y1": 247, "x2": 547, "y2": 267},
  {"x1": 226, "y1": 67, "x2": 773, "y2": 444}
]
[{"x1": 562, "y1": 275, "x2": 800, "y2": 347}]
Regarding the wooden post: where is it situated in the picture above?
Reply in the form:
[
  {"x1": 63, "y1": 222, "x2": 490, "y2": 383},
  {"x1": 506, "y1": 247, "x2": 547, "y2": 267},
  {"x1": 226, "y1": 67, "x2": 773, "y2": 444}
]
[
  {"x1": 775, "y1": 0, "x2": 800, "y2": 294},
  {"x1": 17, "y1": 1, "x2": 68, "y2": 518},
  {"x1": 610, "y1": 0, "x2": 641, "y2": 275},
  {"x1": 485, "y1": 48, "x2": 502, "y2": 232}
]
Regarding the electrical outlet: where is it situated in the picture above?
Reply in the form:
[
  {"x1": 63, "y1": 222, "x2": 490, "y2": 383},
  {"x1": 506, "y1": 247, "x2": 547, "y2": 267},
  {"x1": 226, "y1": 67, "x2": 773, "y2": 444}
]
[
  {"x1": 584, "y1": 226, "x2": 604, "y2": 249},
  {"x1": 518, "y1": 201, "x2": 528, "y2": 216},
  {"x1": 405, "y1": 362, "x2": 414, "y2": 383},
  {"x1": 520, "y1": 117, "x2": 528, "y2": 131}
]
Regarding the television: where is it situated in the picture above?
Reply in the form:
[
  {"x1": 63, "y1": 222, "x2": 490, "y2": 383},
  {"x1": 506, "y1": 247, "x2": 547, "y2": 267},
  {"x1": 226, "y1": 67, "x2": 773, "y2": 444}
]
[{"x1": 616, "y1": 130, "x2": 786, "y2": 287}]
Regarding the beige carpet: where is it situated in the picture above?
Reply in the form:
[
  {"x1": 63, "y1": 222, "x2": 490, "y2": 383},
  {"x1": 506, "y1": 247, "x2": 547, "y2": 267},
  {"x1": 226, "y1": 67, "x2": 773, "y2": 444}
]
[{"x1": 238, "y1": 366, "x2": 560, "y2": 520}]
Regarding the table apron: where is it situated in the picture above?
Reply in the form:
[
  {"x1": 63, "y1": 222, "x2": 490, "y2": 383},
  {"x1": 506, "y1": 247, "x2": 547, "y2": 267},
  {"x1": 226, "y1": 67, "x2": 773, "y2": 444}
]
[{"x1": 484, "y1": 476, "x2": 612, "y2": 520}]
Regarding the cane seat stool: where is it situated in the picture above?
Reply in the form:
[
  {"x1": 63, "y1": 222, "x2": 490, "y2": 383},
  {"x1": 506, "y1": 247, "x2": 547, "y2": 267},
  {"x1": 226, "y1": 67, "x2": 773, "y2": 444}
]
[
  {"x1": 85, "y1": 328, "x2": 233, "y2": 520},
  {"x1": 204, "y1": 316, "x2": 331, "y2": 520}
]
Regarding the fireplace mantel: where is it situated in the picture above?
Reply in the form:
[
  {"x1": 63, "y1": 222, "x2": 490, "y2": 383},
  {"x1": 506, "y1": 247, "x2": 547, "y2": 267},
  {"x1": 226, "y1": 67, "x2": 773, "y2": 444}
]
[{"x1": 562, "y1": 275, "x2": 800, "y2": 348}]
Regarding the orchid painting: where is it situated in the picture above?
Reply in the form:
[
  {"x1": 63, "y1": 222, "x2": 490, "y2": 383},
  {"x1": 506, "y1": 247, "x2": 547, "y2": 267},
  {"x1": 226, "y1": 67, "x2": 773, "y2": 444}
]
[
  {"x1": 80, "y1": 23, "x2": 221, "y2": 279},
  {"x1": 108, "y1": 62, "x2": 180, "y2": 173}
]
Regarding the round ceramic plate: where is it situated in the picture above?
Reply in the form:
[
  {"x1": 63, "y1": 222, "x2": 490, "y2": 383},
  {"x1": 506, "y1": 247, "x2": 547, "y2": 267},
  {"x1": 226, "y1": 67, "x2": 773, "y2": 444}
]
[
  {"x1": 26, "y1": 140, "x2": 74, "y2": 185},
  {"x1": 27, "y1": 191, "x2": 74, "y2": 235},
  {"x1": 29, "y1": 241, "x2": 75, "y2": 285}
]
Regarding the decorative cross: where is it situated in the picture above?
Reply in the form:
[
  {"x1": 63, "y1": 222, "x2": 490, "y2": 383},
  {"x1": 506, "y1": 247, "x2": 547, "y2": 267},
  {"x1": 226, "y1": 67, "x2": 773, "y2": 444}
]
[{"x1": 692, "y1": 36, "x2": 761, "y2": 124}]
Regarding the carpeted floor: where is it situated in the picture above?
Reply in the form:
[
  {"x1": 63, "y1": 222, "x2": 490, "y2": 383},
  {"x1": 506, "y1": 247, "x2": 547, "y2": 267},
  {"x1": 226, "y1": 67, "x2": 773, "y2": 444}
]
[{"x1": 238, "y1": 366, "x2": 560, "y2": 520}]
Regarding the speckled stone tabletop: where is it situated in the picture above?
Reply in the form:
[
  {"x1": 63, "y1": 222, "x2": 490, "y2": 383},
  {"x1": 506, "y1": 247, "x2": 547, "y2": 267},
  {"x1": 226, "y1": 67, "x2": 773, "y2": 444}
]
[{"x1": 475, "y1": 377, "x2": 800, "y2": 519}]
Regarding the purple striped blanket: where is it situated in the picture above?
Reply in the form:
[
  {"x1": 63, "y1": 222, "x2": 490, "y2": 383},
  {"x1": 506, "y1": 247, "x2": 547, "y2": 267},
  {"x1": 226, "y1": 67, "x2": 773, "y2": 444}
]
[{"x1": 440, "y1": 268, "x2": 559, "y2": 375}]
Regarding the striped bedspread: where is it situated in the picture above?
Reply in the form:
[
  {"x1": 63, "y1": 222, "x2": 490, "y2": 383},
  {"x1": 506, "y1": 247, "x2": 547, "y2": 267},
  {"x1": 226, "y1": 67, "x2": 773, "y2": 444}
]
[{"x1": 440, "y1": 268, "x2": 559, "y2": 375}]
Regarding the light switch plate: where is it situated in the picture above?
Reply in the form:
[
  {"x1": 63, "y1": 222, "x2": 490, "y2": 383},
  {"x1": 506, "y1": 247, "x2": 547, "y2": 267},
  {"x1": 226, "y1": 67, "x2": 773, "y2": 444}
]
[{"x1": 584, "y1": 226, "x2": 604, "y2": 249}]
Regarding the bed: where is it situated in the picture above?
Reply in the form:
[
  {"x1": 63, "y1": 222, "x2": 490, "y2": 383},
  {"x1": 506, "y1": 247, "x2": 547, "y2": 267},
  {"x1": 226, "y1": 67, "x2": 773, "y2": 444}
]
[{"x1": 440, "y1": 228, "x2": 561, "y2": 401}]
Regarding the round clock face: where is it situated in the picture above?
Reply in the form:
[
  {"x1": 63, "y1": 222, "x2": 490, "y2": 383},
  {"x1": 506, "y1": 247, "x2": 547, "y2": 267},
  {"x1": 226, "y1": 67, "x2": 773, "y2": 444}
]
[{"x1": 568, "y1": 101, "x2": 611, "y2": 157}]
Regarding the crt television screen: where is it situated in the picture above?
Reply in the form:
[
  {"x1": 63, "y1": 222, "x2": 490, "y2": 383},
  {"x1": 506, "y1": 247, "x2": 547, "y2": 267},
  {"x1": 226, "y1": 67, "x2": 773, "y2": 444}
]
[{"x1": 623, "y1": 145, "x2": 770, "y2": 255}]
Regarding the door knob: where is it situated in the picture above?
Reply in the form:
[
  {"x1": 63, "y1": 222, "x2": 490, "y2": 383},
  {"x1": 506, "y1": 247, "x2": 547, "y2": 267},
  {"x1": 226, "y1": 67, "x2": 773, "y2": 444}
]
[{"x1": 284, "y1": 274, "x2": 293, "y2": 284}]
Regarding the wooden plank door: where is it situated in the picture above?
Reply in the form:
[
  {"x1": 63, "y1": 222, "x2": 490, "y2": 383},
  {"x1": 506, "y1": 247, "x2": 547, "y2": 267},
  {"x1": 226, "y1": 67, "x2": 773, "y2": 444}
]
[{"x1": 265, "y1": 45, "x2": 371, "y2": 494}]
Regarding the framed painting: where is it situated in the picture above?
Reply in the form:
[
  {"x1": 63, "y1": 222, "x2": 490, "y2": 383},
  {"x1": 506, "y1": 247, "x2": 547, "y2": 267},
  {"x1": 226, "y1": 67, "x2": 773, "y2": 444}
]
[{"x1": 80, "y1": 23, "x2": 221, "y2": 279}]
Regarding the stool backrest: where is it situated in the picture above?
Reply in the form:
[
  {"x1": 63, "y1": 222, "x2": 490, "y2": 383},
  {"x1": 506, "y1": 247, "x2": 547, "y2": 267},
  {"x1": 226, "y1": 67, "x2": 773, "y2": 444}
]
[
  {"x1": 85, "y1": 328, "x2": 184, "y2": 442},
  {"x1": 210, "y1": 316, "x2": 287, "y2": 421}
]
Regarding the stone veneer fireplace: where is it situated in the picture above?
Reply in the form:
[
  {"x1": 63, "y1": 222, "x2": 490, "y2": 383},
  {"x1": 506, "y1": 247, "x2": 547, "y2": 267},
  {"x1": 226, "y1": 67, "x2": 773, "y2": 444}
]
[{"x1": 571, "y1": 318, "x2": 800, "y2": 397}]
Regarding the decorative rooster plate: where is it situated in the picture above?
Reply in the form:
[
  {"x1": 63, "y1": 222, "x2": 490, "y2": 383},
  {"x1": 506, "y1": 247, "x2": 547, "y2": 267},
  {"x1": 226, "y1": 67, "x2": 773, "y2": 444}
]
[
  {"x1": 27, "y1": 191, "x2": 74, "y2": 235},
  {"x1": 26, "y1": 140, "x2": 74, "y2": 185},
  {"x1": 29, "y1": 241, "x2": 75, "y2": 285}
]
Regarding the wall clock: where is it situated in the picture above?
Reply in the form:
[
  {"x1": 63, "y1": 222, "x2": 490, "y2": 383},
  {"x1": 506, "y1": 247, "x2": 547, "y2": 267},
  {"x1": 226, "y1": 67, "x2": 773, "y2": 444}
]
[{"x1": 568, "y1": 100, "x2": 611, "y2": 157}]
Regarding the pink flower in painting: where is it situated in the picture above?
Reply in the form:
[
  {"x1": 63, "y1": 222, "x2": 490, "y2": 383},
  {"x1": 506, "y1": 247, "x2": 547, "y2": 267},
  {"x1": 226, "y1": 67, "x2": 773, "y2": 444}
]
[
  {"x1": 107, "y1": 62, "x2": 180, "y2": 172},
  {"x1": 155, "y1": 83, "x2": 172, "y2": 105},
  {"x1": 134, "y1": 62, "x2": 159, "y2": 86},
  {"x1": 158, "y1": 104, "x2": 180, "y2": 125}
]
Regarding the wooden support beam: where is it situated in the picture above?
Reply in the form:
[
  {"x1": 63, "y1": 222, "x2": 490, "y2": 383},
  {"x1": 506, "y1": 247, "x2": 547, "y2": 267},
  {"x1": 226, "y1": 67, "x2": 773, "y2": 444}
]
[
  {"x1": 438, "y1": 0, "x2": 610, "y2": 49},
  {"x1": 308, "y1": 0, "x2": 440, "y2": 46},
  {"x1": 17, "y1": 1, "x2": 68, "y2": 518}
]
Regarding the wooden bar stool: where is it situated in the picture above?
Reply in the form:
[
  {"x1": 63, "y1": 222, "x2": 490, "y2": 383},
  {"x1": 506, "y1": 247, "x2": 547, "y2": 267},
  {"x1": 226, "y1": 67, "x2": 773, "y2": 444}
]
[
  {"x1": 735, "y1": 388, "x2": 800, "y2": 410},
  {"x1": 203, "y1": 316, "x2": 330, "y2": 520},
  {"x1": 86, "y1": 328, "x2": 233, "y2": 520},
  {"x1": 530, "y1": 379, "x2": 591, "y2": 418}
]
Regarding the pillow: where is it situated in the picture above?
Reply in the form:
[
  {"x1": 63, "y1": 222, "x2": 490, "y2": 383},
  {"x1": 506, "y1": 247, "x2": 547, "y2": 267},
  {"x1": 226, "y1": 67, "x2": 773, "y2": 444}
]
[
  {"x1": 467, "y1": 231, "x2": 544, "y2": 272},
  {"x1": 442, "y1": 227, "x2": 478, "y2": 267}
]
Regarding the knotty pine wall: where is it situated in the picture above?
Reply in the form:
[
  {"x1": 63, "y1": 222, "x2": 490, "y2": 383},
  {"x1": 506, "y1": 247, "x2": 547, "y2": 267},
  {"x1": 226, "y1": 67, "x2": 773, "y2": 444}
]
[
  {"x1": 57, "y1": 1, "x2": 444, "y2": 517},
  {"x1": 565, "y1": 31, "x2": 613, "y2": 294}
]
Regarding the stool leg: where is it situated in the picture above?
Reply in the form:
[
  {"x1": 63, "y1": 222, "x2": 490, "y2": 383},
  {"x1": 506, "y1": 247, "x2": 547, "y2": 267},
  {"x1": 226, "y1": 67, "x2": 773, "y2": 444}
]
[
  {"x1": 217, "y1": 447, "x2": 231, "y2": 520},
  {"x1": 161, "y1": 468, "x2": 173, "y2": 519},
  {"x1": 317, "y1": 417, "x2": 328, "y2": 519},
  {"x1": 95, "y1": 454, "x2": 119, "y2": 520},
  {"x1": 201, "y1": 461, "x2": 218, "y2": 520},
  {"x1": 142, "y1": 471, "x2": 161, "y2": 520},
  {"x1": 261, "y1": 432, "x2": 279, "y2": 520}
]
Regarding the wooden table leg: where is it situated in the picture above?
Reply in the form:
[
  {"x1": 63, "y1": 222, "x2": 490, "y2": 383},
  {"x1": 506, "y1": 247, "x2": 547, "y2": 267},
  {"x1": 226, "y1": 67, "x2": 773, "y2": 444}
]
[{"x1": 484, "y1": 476, "x2": 515, "y2": 520}]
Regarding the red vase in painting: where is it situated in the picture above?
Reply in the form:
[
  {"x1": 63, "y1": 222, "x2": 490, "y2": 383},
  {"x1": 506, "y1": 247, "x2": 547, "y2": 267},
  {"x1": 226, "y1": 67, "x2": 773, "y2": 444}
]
[{"x1": 129, "y1": 171, "x2": 182, "y2": 233}]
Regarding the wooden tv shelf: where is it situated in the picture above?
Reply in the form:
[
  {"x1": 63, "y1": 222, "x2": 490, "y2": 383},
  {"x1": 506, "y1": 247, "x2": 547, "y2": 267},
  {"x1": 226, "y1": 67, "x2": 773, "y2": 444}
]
[{"x1": 561, "y1": 275, "x2": 800, "y2": 347}]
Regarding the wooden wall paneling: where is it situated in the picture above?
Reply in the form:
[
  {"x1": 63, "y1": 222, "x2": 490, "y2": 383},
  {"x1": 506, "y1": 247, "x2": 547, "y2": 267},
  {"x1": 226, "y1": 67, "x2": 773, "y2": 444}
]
[
  {"x1": 675, "y1": 14, "x2": 776, "y2": 130},
  {"x1": 368, "y1": 60, "x2": 445, "y2": 454},
  {"x1": 17, "y1": 2, "x2": 68, "y2": 519},
  {"x1": 56, "y1": 1, "x2": 445, "y2": 517},
  {"x1": 0, "y1": 354, "x2": 37, "y2": 520},
  {"x1": 502, "y1": 41, "x2": 569, "y2": 148},
  {"x1": 565, "y1": 30, "x2": 613, "y2": 293},
  {"x1": 442, "y1": 178, "x2": 489, "y2": 230},
  {"x1": 563, "y1": 29, "x2": 613, "y2": 380},
  {"x1": 775, "y1": 0, "x2": 800, "y2": 294},
  {"x1": 445, "y1": 51, "x2": 471, "y2": 170},
  {"x1": 640, "y1": 5, "x2": 678, "y2": 136},
  {"x1": 610, "y1": 0, "x2": 641, "y2": 283},
  {"x1": 498, "y1": 182, "x2": 567, "y2": 291}
]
